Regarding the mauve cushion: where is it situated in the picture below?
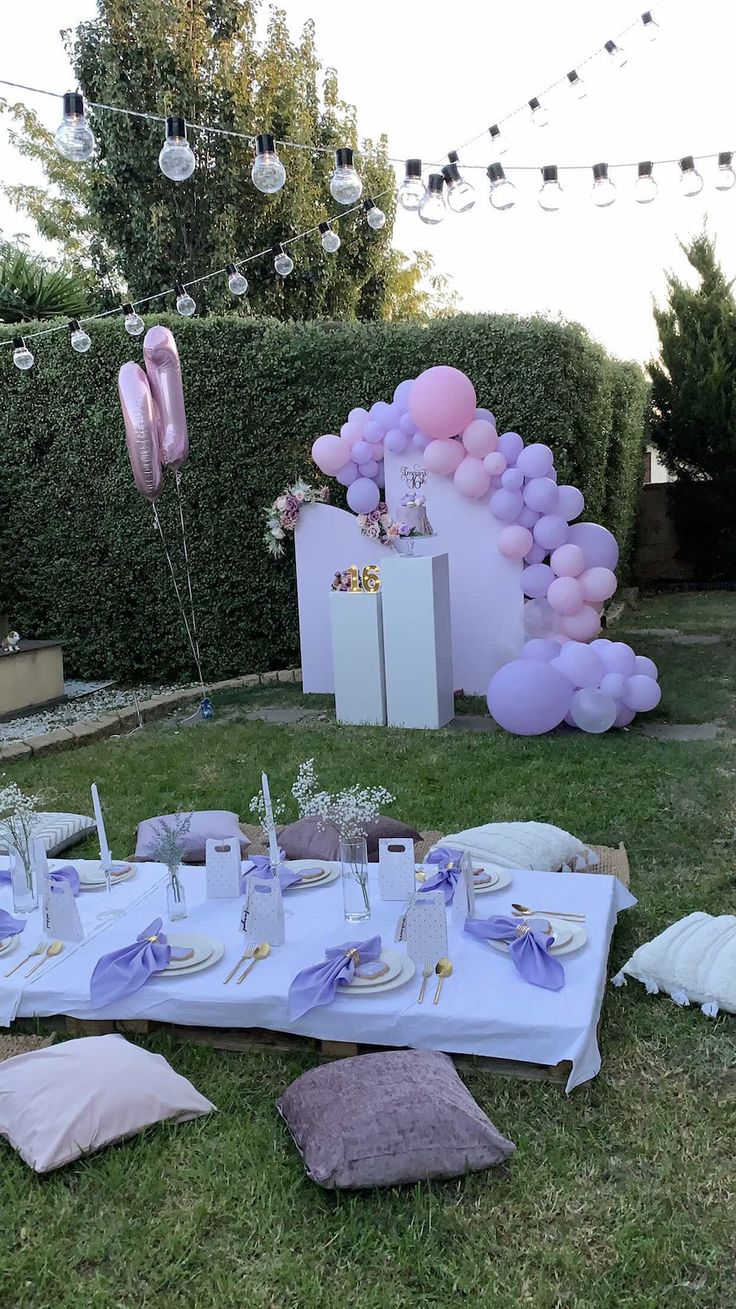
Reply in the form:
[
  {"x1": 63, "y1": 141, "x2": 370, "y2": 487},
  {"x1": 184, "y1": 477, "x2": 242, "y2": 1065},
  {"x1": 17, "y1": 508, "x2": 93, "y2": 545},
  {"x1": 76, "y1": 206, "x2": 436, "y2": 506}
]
[
  {"x1": 277, "y1": 1049, "x2": 515, "y2": 1189},
  {"x1": 134, "y1": 811, "x2": 249, "y2": 865},
  {"x1": 277, "y1": 815, "x2": 421, "y2": 863}
]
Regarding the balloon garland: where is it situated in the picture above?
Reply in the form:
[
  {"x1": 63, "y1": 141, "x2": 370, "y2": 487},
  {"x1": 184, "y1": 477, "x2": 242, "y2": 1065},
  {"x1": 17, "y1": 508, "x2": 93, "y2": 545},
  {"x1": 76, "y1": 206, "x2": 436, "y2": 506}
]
[{"x1": 311, "y1": 364, "x2": 661, "y2": 736}]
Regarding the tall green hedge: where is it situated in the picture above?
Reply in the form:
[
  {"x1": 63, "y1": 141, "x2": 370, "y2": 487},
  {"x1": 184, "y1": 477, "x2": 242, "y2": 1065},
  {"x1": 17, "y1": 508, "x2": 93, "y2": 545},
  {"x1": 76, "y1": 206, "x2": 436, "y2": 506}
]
[{"x1": 0, "y1": 313, "x2": 647, "y2": 681}]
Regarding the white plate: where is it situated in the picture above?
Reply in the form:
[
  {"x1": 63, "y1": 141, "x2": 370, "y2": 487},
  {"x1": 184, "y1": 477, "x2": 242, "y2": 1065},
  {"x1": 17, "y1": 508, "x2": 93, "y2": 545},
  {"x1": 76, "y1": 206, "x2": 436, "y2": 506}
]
[
  {"x1": 156, "y1": 935, "x2": 225, "y2": 977},
  {"x1": 342, "y1": 950, "x2": 416, "y2": 996},
  {"x1": 487, "y1": 922, "x2": 581, "y2": 955},
  {"x1": 162, "y1": 933, "x2": 214, "y2": 971},
  {"x1": 0, "y1": 935, "x2": 19, "y2": 958},
  {"x1": 78, "y1": 863, "x2": 135, "y2": 891},
  {"x1": 285, "y1": 860, "x2": 340, "y2": 889},
  {"x1": 350, "y1": 948, "x2": 404, "y2": 988},
  {"x1": 474, "y1": 868, "x2": 512, "y2": 895}
]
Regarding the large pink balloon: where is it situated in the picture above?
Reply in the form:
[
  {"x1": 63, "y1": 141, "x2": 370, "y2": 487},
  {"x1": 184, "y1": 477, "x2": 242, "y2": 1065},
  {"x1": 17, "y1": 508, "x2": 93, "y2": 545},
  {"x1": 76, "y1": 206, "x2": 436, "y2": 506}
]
[
  {"x1": 547, "y1": 576, "x2": 584, "y2": 616},
  {"x1": 522, "y1": 563, "x2": 554, "y2": 597},
  {"x1": 490, "y1": 488, "x2": 524, "y2": 522},
  {"x1": 462, "y1": 419, "x2": 497, "y2": 458},
  {"x1": 567, "y1": 522, "x2": 619, "y2": 571},
  {"x1": 553, "y1": 641, "x2": 603, "y2": 689},
  {"x1": 454, "y1": 456, "x2": 491, "y2": 498},
  {"x1": 556, "y1": 485, "x2": 585, "y2": 521},
  {"x1": 516, "y1": 443, "x2": 554, "y2": 479},
  {"x1": 561, "y1": 605, "x2": 601, "y2": 642},
  {"x1": 347, "y1": 478, "x2": 380, "y2": 513},
  {"x1": 424, "y1": 438, "x2": 465, "y2": 476},
  {"x1": 533, "y1": 515, "x2": 568, "y2": 552},
  {"x1": 487, "y1": 659, "x2": 572, "y2": 735},
  {"x1": 119, "y1": 362, "x2": 164, "y2": 501},
  {"x1": 623, "y1": 675, "x2": 662, "y2": 711},
  {"x1": 484, "y1": 451, "x2": 507, "y2": 476},
  {"x1": 312, "y1": 433, "x2": 351, "y2": 475},
  {"x1": 143, "y1": 327, "x2": 189, "y2": 471},
  {"x1": 580, "y1": 567, "x2": 618, "y2": 604},
  {"x1": 499, "y1": 525, "x2": 533, "y2": 559},
  {"x1": 523, "y1": 477, "x2": 558, "y2": 514},
  {"x1": 550, "y1": 544, "x2": 586, "y2": 578},
  {"x1": 408, "y1": 365, "x2": 477, "y2": 440}
]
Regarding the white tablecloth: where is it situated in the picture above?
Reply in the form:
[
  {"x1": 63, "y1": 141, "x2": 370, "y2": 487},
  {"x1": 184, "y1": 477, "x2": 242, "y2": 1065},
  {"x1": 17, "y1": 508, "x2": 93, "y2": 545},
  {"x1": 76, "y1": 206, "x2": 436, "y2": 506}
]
[{"x1": 1, "y1": 858, "x2": 635, "y2": 1092}]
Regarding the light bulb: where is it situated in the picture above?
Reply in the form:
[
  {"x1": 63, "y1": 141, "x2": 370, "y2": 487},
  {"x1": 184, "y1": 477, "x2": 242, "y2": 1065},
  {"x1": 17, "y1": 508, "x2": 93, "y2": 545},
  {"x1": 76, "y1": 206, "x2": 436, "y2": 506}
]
[
  {"x1": 329, "y1": 147, "x2": 363, "y2": 205},
  {"x1": 12, "y1": 335, "x2": 34, "y2": 371},
  {"x1": 226, "y1": 264, "x2": 248, "y2": 295},
  {"x1": 634, "y1": 161, "x2": 657, "y2": 204},
  {"x1": 604, "y1": 39, "x2": 628, "y2": 68},
  {"x1": 54, "y1": 91, "x2": 95, "y2": 162},
  {"x1": 69, "y1": 319, "x2": 91, "y2": 352},
  {"x1": 538, "y1": 165, "x2": 563, "y2": 212},
  {"x1": 679, "y1": 155, "x2": 704, "y2": 197},
  {"x1": 251, "y1": 133, "x2": 286, "y2": 194},
  {"x1": 716, "y1": 151, "x2": 736, "y2": 191},
  {"x1": 272, "y1": 244, "x2": 294, "y2": 277},
  {"x1": 591, "y1": 162, "x2": 616, "y2": 207},
  {"x1": 418, "y1": 173, "x2": 446, "y2": 225},
  {"x1": 528, "y1": 97, "x2": 548, "y2": 128},
  {"x1": 566, "y1": 69, "x2": 587, "y2": 99},
  {"x1": 363, "y1": 198, "x2": 386, "y2": 230},
  {"x1": 174, "y1": 281, "x2": 196, "y2": 316},
  {"x1": 641, "y1": 10, "x2": 658, "y2": 40},
  {"x1": 158, "y1": 116, "x2": 195, "y2": 182},
  {"x1": 442, "y1": 156, "x2": 476, "y2": 213},
  {"x1": 319, "y1": 222, "x2": 341, "y2": 253},
  {"x1": 488, "y1": 124, "x2": 507, "y2": 156},
  {"x1": 487, "y1": 163, "x2": 516, "y2": 211},
  {"x1": 123, "y1": 303, "x2": 145, "y2": 336},
  {"x1": 398, "y1": 158, "x2": 425, "y2": 211}
]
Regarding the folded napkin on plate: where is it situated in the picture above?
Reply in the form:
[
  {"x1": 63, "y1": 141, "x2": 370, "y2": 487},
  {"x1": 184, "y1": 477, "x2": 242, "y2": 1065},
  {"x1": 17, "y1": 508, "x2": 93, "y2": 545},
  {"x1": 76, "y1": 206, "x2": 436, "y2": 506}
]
[
  {"x1": 288, "y1": 935, "x2": 382, "y2": 1020},
  {"x1": 89, "y1": 917, "x2": 191, "y2": 1008},
  {"x1": 418, "y1": 846, "x2": 464, "y2": 904},
  {"x1": 0, "y1": 908, "x2": 26, "y2": 939},
  {"x1": 464, "y1": 915, "x2": 565, "y2": 990},
  {"x1": 241, "y1": 854, "x2": 304, "y2": 892}
]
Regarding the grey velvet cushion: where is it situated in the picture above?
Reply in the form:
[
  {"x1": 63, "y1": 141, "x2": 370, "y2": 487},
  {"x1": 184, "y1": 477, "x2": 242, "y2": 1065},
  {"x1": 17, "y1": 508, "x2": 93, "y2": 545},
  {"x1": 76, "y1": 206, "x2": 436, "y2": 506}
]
[
  {"x1": 134, "y1": 811, "x2": 250, "y2": 865},
  {"x1": 277, "y1": 815, "x2": 421, "y2": 864},
  {"x1": 277, "y1": 1049, "x2": 515, "y2": 1189}
]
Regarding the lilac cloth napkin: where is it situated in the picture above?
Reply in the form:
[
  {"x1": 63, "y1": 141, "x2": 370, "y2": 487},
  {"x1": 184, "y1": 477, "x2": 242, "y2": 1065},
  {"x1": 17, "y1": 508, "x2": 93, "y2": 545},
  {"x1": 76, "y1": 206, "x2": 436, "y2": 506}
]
[
  {"x1": 288, "y1": 935, "x2": 382, "y2": 1020},
  {"x1": 464, "y1": 915, "x2": 565, "y2": 990},
  {"x1": 0, "y1": 909, "x2": 26, "y2": 939},
  {"x1": 47, "y1": 864, "x2": 81, "y2": 896},
  {"x1": 241, "y1": 854, "x2": 304, "y2": 892},
  {"x1": 89, "y1": 917, "x2": 191, "y2": 1008},
  {"x1": 419, "y1": 846, "x2": 464, "y2": 904}
]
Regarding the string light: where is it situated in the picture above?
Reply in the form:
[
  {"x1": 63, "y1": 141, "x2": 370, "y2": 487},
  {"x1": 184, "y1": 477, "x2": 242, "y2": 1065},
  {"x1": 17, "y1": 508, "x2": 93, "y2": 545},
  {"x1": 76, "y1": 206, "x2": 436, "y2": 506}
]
[
  {"x1": 634, "y1": 160, "x2": 657, "y2": 203},
  {"x1": 54, "y1": 91, "x2": 95, "y2": 161},
  {"x1": 397, "y1": 159, "x2": 425, "y2": 211},
  {"x1": 330, "y1": 148, "x2": 363, "y2": 205},
  {"x1": 69, "y1": 318, "x2": 91, "y2": 352},
  {"x1": 488, "y1": 124, "x2": 507, "y2": 156},
  {"x1": 566, "y1": 70, "x2": 587, "y2": 99},
  {"x1": 319, "y1": 221, "x2": 341, "y2": 253},
  {"x1": 679, "y1": 155, "x2": 703, "y2": 196},
  {"x1": 174, "y1": 282, "x2": 196, "y2": 316},
  {"x1": 418, "y1": 173, "x2": 446, "y2": 225},
  {"x1": 591, "y1": 162, "x2": 616, "y2": 207},
  {"x1": 272, "y1": 243, "x2": 294, "y2": 277},
  {"x1": 487, "y1": 163, "x2": 516, "y2": 210},
  {"x1": 123, "y1": 303, "x2": 145, "y2": 335},
  {"x1": 251, "y1": 133, "x2": 286, "y2": 194},
  {"x1": 226, "y1": 264, "x2": 248, "y2": 295},
  {"x1": 604, "y1": 39, "x2": 628, "y2": 68},
  {"x1": 715, "y1": 151, "x2": 736, "y2": 191},
  {"x1": 528, "y1": 97, "x2": 548, "y2": 128},
  {"x1": 641, "y1": 10, "x2": 658, "y2": 40},
  {"x1": 442, "y1": 154, "x2": 476, "y2": 213},
  {"x1": 158, "y1": 116, "x2": 195, "y2": 181},
  {"x1": 12, "y1": 336, "x2": 34, "y2": 370},
  {"x1": 538, "y1": 165, "x2": 563, "y2": 212},
  {"x1": 363, "y1": 198, "x2": 387, "y2": 230}
]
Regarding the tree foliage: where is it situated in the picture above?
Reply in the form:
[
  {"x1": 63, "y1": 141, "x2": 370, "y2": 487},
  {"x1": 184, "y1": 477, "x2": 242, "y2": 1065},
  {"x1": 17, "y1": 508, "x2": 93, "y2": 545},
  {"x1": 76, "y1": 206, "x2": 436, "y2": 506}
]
[{"x1": 0, "y1": 239, "x2": 89, "y2": 323}]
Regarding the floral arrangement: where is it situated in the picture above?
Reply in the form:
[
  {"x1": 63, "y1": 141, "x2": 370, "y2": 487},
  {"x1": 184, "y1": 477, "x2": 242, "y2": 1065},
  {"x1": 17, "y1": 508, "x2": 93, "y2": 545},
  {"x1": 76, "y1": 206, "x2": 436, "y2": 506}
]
[
  {"x1": 147, "y1": 812, "x2": 191, "y2": 873},
  {"x1": 292, "y1": 758, "x2": 395, "y2": 841},
  {"x1": 356, "y1": 502, "x2": 410, "y2": 548},
  {"x1": 249, "y1": 789, "x2": 286, "y2": 839},
  {"x1": 263, "y1": 480, "x2": 329, "y2": 558},
  {"x1": 0, "y1": 781, "x2": 44, "y2": 872}
]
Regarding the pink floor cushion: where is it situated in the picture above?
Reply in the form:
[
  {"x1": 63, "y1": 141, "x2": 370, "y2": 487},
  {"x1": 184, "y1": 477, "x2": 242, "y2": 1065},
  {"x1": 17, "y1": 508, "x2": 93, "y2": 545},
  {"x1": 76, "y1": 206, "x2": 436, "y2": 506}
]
[{"x1": 277, "y1": 815, "x2": 421, "y2": 863}]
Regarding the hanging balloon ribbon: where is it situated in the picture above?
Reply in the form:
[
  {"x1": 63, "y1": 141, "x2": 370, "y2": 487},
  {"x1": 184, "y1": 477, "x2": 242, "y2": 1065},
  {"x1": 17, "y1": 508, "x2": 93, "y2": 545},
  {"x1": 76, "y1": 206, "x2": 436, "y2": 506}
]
[{"x1": 118, "y1": 329, "x2": 211, "y2": 718}]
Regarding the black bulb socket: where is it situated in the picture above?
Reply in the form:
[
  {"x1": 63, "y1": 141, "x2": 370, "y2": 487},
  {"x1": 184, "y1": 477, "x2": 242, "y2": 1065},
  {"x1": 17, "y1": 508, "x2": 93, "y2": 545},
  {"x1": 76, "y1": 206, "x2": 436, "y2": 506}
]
[
  {"x1": 642, "y1": 11, "x2": 653, "y2": 25},
  {"x1": 488, "y1": 124, "x2": 501, "y2": 141},
  {"x1": 122, "y1": 302, "x2": 135, "y2": 316},
  {"x1": 447, "y1": 150, "x2": 459, "y2": 165},
  {"x1": 271, "y1": 243, "x2": 286, "y2": 258},
  {"x1": 335, "y1": 147, "x2": 354, "y2": 168},
  {"x1": 12, "y1": 335, "x2": 25, "y2": 350},
  {"x1": 719, "y1": 151, "x2": 733, "y2": 167},
  {"x1": 604, "y1": 40, "x2": 618, "y2": 54},
  {"x1": 567, "y1": 70, "x2": 580, "y2": 84},
  {"x1": 487, "y1": 163, "x2": 505, "y2": 183},
  {"x1": 638, "y1": 161, "x2": 653, "y2": 178},
  {"x1": 541, "y1": 165, "x2": 558, "y2": 183},
  {"x1": 174, "y1": 282, "x2": 188, "y2": 298},
  {"x1": 362, "y1": 198, "x2": 376, "y2": 212},
  {"x1": 592, "y1": 162, "x2": 609, "y2": 182},
  {"x1": 256, "y1": 133, "x2": 275, "y2": 154},
  {"x1": 166, "y1": 116, "x2": 186, "y2": 140},
  {"x1": 426, "y1": 173, "x2": 444, "y2": 194},
  {"x1": 679, "y1": 156, "x2": 695, "y2": 172},
  {"x1": 63, "y1": 91, "x2": 84, "y2": 118},
  {"x1": 318, "y1": 221, "x2": 331, "y2": 234},
  {"x1": 405, "y1": 158, "x2": 422, "y2": 178},
  {"x1": 529, "y1": 98, "x2": 541, "y2": 111},
  {"x1": 442, "y1": 162, "x2": 461, "y2": 185}
]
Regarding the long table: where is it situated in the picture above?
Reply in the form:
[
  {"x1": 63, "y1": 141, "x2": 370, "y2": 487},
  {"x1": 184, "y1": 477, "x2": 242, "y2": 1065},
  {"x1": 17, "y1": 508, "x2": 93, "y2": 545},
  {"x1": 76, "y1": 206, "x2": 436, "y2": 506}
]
[{"x1": 1, "y1": 857, "x2": 635, "y2": 1092}]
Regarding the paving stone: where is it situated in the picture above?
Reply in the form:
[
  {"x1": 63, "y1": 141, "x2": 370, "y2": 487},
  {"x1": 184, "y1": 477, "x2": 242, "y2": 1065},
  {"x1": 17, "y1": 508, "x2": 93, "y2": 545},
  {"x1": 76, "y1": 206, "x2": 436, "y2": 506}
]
[
  {"x1": 0, "y1": 741, "x2": 33, "y2": 763},
  {"x1": 27, "y1": 727, "x2": 77, "y2": 756},
  {"x1": 243, "y1": 707, "x2": 317, "y2": 725}
]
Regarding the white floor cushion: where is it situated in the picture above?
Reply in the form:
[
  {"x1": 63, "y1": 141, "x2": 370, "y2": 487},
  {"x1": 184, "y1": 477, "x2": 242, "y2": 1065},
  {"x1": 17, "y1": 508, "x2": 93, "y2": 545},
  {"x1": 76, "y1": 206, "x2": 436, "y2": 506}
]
[
  {"x1": 612, "y1": 912, "x2": 736, "y2": 1016},
  {"x1": 0, "y1": 811, "x2": 96, "y2": 857},
  {"x1": 431, "y1": 822, "x2": 598, "y2": 873}
]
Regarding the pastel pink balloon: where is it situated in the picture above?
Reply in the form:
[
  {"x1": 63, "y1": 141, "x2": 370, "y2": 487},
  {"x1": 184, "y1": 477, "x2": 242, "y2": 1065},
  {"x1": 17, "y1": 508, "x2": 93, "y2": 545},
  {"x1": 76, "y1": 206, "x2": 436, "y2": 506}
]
[
  {"x1": 143, "y1": 326, "x2": 188, "y2": 471},
  {"x1": 497, "y1": 431, "x2": 524, "y2": 465},
  {"x1": 490, "y1": 488, "x2": 524, "y2": 522},
  {"x1": 346, "y1": 477, "x2": 380, "y2": 513},
  {"x1": 408, "y1": 365, "x2": 477, "y2": 440},
  {"x1": 487, "y1": 659, "x2": 572, "y2": 735},
  {"x1": 384, "y1": 428, "x2": 407, "y2": 454},
  {"x1": 550, "y1": 544, "x2": 586, "y2": 578},
  {"x1": 462, "y1": 418, "x2": 497, "y2": 458},
  {"x1": 533, "y1": 515, "x2": 568, "y2": 552},
  {"x1": 615, "y1": 703, "x2": 636, "y2": 727},
  {"x1": 516, "y1": 443, "x2": 554, "y2": 479},
  {"x1": 522, "y1": 638, "x2": 561, "y2": 663},
  {"x1": 525, "y1": 543, "x2": 547, "y2": 565},
  {"x1": 312, "y1": 433, "x2": 350, "y2": 475},
  {"x1": 634, "y1": 655, "x2": 658, "y2": 680},
  {"x1": 424, "y1": 438, "x2": 465, "y2": 476},
  {"x1": 119, "y1": 361, "x2": 164, "y2": 501},
  {"x1": 598, "y1": 641, "x2": 636, "y2": 676},
  {"x1": 557, "y1": 485, "x2": 585, "y2": 521},
  {"x1": 623, "y1": 675, "x2": 662, "y2": 712},
  {"x1": 484, "y1": 451, "x2": 507, "y2": 476},
  {"x1": 340, "y1": 421, "x2": 362, "y2": 447},
  {"x1": 561, "y1": 605, "x2": 601, "y2": 642},
  {"x1": 553, "y1": 641, "x2": 604, "y2": 689},
  {"x1": 454, "y1": 455, "x2": 491, "y2": 498},
  {"x1": 580, "y1": 567, "x2": 618, "y2": 604},
  {"x1": 523, "y1": 477, "x2": 558, "y2": 514},
  {"x1": 499, "y1": 525, "x2": 533, "y2": 559},
  {"x1": 336, "y1": 461, "x2": 359, "y2": 487},
  {"x1": 600, "y1": 672, "x2": 627, "y2": 699},
  {"x1": 567, "y1": 522, "x2": 619, "y2": 571},
  {"x1": 522, "y1": 563, "x2": 554, "y2": 598},
  {"x1": 547, "y1": 576, "x2": 584, "y2": 616}
]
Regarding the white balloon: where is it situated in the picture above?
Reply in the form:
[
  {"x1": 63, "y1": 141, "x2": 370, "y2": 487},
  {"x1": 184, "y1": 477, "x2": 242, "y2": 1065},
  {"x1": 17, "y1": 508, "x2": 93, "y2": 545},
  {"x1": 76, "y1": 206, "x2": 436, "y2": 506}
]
[{"x1": 570, "y1": 688, "x2": 617, "y2": 734}]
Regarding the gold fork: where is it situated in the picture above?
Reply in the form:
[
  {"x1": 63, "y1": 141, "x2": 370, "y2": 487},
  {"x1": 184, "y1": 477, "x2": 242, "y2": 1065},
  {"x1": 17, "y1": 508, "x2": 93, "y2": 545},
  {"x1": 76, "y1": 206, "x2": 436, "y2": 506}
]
[
  {"x1": 417, "y1": 963, "x2": 432, "y2": 1004},
  {"x1": 5, "y1": 941, "x2": 46, "y2": 978},
  {"x1": 223, "y1": 945, "x2": 256, "y2": 984}
]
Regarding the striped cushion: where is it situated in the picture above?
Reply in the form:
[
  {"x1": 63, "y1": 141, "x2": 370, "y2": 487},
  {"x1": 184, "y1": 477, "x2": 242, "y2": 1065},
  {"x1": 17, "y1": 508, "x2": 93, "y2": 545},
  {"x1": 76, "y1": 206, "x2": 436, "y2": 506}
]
[{"x1": 0, "y1": 812, "x2": 96, "y2": 857}]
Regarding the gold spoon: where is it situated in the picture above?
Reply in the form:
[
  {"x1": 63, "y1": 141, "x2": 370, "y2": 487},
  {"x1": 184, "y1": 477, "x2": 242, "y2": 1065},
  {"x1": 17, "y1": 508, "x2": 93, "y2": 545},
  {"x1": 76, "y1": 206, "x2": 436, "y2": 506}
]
[
  {"x1": 512, "y1": 902, "x2": 585, "y2": 922},
  {"x1": 5, "y1": 940, "x2": 46, "y2": 978},
  {"x1": 433, "y1": 957, "x2": 453, "y2": 1005},
  {"x1": 25, "y1": 940, "x2": 63, "y2": 978},
  {"x1": 236, "y1": 942, "x2": 270, "y2": 984},
  {"x1": 417, "y1": 962, "x2": 432, "y2": 1004},
  {"x1": 223, "y1": 945, "x2": 255, "y2": 985}
]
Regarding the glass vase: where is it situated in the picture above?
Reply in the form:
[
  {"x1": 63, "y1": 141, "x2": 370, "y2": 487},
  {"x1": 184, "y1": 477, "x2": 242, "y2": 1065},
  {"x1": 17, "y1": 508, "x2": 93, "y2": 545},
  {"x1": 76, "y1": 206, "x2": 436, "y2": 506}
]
[
  {"x1": 10, "y1": 845, "x2": 38, "y2": 915},
  {"x1": 166, "y1": 868, "x2": 188, "y2": 921},
  {"x1": 340, "y1": 837, "x2": 371, "y2": 923}
]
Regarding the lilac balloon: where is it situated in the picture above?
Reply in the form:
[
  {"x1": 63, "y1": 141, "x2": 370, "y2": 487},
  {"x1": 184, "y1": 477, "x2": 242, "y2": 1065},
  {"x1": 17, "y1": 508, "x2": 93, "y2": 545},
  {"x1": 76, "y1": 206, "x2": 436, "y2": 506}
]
[
  {"x1": 358, "y1": 458, "x2": 379, "y2": 478},
  {"x1": 340, "y1": 421, "x2": 361, "y2": 446},
  {"x1": 522, "y1": 638, "x2": 561, "y2": 663},
  {"x1": 614, "y1": 703, "x2": 636, "y2": 728},
  {"x1": 348, "y1": 407, "x2": 369, "y2": 428},
  {"x1": 567, "y1": 522, "x2": 619, "y2": 571},
  {"x1": 362, "y1": 421, "x2": 383, "y2": 445},
  {"x1": 347, "y1": 478, "x2": 380, "y2": 514},
  {"x1": 497, "y1": 431, "x2": 524, "y2": 465},
  {"x1": 384, "y1": 428, "x2": 407, "y2": 453},
  {"x1": 490, "y1": 488, "x2": 524, "y2": 522},
  {"x1": 570, "y1": 688, "x2": 617, "y2": 734},
  {"x1": 413, "y1": 432, "x2": 430, "y2": 451},
  {"x1": 336, "y1": 460, "x2": 359, "y2": 487},
  {"x1": 524, "y1": 543, "x2": 547, "y2": 565},
  {"x1": 623, "y1": 675, "x2": 662, "y2": 712},
  {"x1": 518, "y1": 506, "x2": 540, "y2": 530},
  {"x1": 557, "y1": 484, "x2": 585, "y2": 521},
  {"x1": 143, "y1": 326, "x2": 189, "y2": 471},
  {"x1": 533, "y1": 515, "x2": 568, "y2": 552},
  {"x1": 398, "y1": 412, "x2": 417, "y2": 436},
  {"x1": 487, "y1": 659, "x2": 572, "y2": 736},
  {"x1": 523, "y1": 477, "x2": 558, "y2": 514},
  {"x1": 598, "y1": 641, "x2": 636, "y2": 677},
  {"x1": 369, "y1": 401, "x2": 392, "y2": 424},
  {"x1": 634, "y1": 655, "x2": 658, "y2": 680},
  {"x1": 393, "y1": 379, "x2": 414, "y2": 409},
  {"x1": 522, "y1": 563, "x2": 554, "y2": 598},
  {"x1": 475, "y1": 407, "x2": 495, "y2": 424},
  {"x1": 118, "y1": 361, "x2": 164, "y2": 501},
  {"x1": 375, "y1": 460, "x2": 385, "y2": 489},
  {"x1": 600, "y1": 672, "x2": 627, "y2": 700},
  {"x1": 352, "y1": 440, "x2": 372, "y2": 464},
  {"x1": 516, "y1": 443, "x2": 554, "y2": 480},
  {"x1": 553, "y1": 641, "x2": 603, "y2": 689},
  {"x1": 501, "y1": 467, "x2": 524, "y2": 491}
]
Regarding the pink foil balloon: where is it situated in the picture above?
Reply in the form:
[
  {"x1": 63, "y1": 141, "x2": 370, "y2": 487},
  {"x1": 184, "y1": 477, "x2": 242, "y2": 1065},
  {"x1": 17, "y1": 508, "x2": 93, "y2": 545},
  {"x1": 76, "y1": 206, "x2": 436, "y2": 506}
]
[
  {"x1": 408, "y1": 365, "x2": 477, "y2": 439},
  {"x1": 143, "y1": 327, "x2": 189, "y2": 471},
  {"x1": 424, "y1": 438, "x2": 465, "y2": 475},
  {"x1": 550, "y1": 544, "x2": 586, "y2": 578},
  {"x1": 499, "y1": 525, "x2": 533, "y2": 559},
  {"x1": 522, "y1": 563, "x2": 554, "y2": 598},
  {"x1": 556, "y1": 485, "x2": 585, "y2": 521},
  {"x1": 561, "y1": 605, "x2": 601, "y2": 642},
  {"x1": 580, "y1": 567, "x2": 618, "y2": 604},
  {"x1": 462, "y1": 419, "x2": 497, "y2": 458},
  {"x1": 454, "y1": 455, "x2": 491, "y2": 498},
  {"x1": 484, "y1": 451, "x2": 507, "y2": 476},
  {"x1": 312, "y1": 433, "x2": 351, "y2": 475},
  {"x1": 533, "y1": 515, "x2": 568, "y2": 552},
  {"x1": 547, "y1": 576, "x2": 584, "y2": 616},
  {"x1": 118, "y1": 361, "x2": 164, "y2": 501}
]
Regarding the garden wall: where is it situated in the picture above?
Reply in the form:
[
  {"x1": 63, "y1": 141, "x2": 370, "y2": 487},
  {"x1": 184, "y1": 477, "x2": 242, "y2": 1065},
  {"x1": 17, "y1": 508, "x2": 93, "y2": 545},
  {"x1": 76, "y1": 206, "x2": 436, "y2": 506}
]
[{"x1": 0, "y1": 312, "x2": 648, "y2": 681}]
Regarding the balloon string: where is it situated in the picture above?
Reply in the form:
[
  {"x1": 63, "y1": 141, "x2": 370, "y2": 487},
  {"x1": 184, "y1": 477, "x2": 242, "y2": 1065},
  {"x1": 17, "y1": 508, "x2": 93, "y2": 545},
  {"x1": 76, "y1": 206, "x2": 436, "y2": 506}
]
[
  {"x1": 174, "y1": 470, "x2": 204, "y2": 679},
  {"x1": 151, "y1": 502, "x2": 207, "y2": 699}
]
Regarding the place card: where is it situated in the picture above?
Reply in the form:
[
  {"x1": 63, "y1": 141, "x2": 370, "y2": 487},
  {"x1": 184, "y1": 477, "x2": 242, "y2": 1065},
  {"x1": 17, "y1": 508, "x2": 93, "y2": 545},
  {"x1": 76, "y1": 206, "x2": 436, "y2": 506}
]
[
  {"x1": 451, "y1": 850, "x2": 476, "y2": 927},
  {"x1": 378, "y1": 838, "x2": 416, "y2": 901},
  {"x1": 38, "y1": 842, "x2": 84, "y2": 944},
  {"x1": 403, "y1": 890, "x2": 447, "y2": 970},
  {"x1": 205, "y1": 837, "x2": 241, "y2": 899},
  {"x1": 241, "y1": 874, "x2": 285, "y2": 947}
]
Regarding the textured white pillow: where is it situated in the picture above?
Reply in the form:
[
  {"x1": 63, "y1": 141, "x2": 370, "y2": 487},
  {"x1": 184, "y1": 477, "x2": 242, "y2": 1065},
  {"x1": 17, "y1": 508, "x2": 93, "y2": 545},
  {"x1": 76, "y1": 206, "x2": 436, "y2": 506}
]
[
  {"x1": 0, "y1": 1035, "x2": 215, "y2": 1172},
  {"x1": 0, "y1": 811, "x2": 96, "y2": 857},
  {"x1": 612, "y1": 912, "x2": 736, "y2": 1017},
  {"x1": 431, "y1": 822, "x2": 598, "y2": 873}
]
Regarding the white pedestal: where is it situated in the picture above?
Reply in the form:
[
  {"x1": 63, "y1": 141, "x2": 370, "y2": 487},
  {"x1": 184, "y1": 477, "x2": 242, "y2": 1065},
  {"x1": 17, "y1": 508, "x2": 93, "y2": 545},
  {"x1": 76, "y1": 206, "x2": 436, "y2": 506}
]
[
  {"x1": 381, "y1": 553, "x2": 453, "y2": 729},
  {"x1": 329, "y1": 591, "x2": 386, "y2": 726}
]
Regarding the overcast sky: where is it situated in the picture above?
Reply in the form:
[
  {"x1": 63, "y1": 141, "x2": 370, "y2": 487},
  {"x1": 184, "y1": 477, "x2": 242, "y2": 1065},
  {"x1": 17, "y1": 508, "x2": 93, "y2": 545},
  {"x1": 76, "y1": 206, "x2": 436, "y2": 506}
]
[{"x1": 1, "y1": 0, "x2": 733, "y2": 362}]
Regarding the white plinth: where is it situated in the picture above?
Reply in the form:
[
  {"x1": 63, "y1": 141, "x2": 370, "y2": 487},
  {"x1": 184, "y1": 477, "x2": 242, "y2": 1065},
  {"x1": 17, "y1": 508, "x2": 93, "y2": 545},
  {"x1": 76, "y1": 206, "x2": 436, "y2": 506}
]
[
  {"x1": 329, "y1": 591, "x2": 386, "y2": 726},
  {"x1": 381, "y1": 553, "x2": 453, "y2": 729}
]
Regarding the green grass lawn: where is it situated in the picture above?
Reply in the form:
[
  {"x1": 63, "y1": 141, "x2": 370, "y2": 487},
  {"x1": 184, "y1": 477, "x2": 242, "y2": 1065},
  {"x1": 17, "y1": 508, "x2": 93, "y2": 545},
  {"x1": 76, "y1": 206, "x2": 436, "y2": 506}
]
[{"x1": 2, "y1": 593, "x2": 736, "y2": 1309}]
